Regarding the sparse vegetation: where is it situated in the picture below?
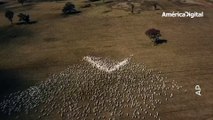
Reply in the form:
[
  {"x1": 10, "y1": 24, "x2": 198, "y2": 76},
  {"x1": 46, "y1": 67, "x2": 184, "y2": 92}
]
[{"x1": 5, "y1": 10, "x2": 14, "y2": 24}]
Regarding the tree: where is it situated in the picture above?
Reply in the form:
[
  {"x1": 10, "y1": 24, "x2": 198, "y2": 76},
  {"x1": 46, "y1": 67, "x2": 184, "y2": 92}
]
[
  {"x1": 18, "y1": 0, "x2": 25, "y2": 6},
  {"x1": 62, "y1": 2, "x2": 77, "y2": 15},
  {"x1": 153, "y1": 3, "x2": 157, "y2": 10},
  {"x1": 130, "y1": 3, "x2": 134, "y2": 14},
  {"x1": 5, "y1": 10, "x2": 14, "y2": 24},
  {"x1": 18, "y1": 13, "x2": 30, "y2": 23},
  {"x1": 145, "y1": 28, "x2": 161, "y2": 45}
]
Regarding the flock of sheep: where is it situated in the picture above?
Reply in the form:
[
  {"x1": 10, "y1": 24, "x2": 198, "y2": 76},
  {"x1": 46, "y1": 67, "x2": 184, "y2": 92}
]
[{"x1": 0, "y1": 57, "x2": 186, "y2": 120}]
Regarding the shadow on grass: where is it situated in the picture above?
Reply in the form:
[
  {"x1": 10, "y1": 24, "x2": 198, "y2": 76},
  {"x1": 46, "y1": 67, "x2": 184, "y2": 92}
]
[
  {"x1": 0, "y1": 69, "x2": 25, "y2": 99},
  {"x1": 0, "y1": 68, "x2": 38, "y2": 120},
  {"x1": 4, "y1": 3, "x2": 35, "y2": 11},
  {"x1": 0, "y1": 25, "x2": 33, "y2": 45},
  {"x1": 90, "y1": 0, "x2": 100, "y2": 2},
  {"x1": 104, "y1": 0, "x2": 114, "y2": 4},
  {"x1": 155, "y1": 39, "x2": 167, "y2": 45},
  {"x1": 62, "y1": 11, "x2": 81, "y2": 17},
  {"x1": 102, "y1": 10, "x2": 111, "y2": 13},
  {"x1": 0, "y1": 2, "x2": 7, "y2": 5},
  {"x1": 16, "y1": 21, "x2": 38, "y2": 25},
  {"x1": 34, "y1": 0, "x2": 66, "y2": 2}
]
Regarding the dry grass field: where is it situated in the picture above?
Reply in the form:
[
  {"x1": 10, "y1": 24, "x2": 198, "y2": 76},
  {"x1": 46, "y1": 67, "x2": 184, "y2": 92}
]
[{"x1": 0, "y1": 0, "x2": 213, "y2": 120}]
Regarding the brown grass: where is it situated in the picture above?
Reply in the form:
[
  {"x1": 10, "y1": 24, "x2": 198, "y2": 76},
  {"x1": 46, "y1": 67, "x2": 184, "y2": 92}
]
[{"x1": 0, "y1": 0, "x2": 213, "y2": 119}]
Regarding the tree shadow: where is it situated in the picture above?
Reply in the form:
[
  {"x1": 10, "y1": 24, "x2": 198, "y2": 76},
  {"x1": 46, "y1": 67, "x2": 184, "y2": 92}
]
[
  {"x1": 104, "y1": 0, "x2": 113, "y2": 4},
  {"x1": 0, "y1": 1, "x2": 7, "y2": 5},
  {"x1": 0, "y1": 25, "x2": 33, "y2": 45},
  {"x1": 35, "y1": 0, "x2": 66, "y2": 2},
  {"x1": 81, "y1": 3, "x2": 91, "y2": 8},
  {"x1": 89, "y1": 0, "x2": 100, "y2": 2},
  {"x1": 102, "y1": 10, "x2": 111, "y2": 13},
  {"x1": 16, "y1": 20, "x2": 38, "y2": 25},
  {"x1": 62, "y1": 11, "x2": 81, "y2": 17},
  {"x1": 3, "y1": 2, "x2": 35, "y2": 11},
  {"x1": 155, "y1": 39, "x2": 167, "y2": 45}
]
